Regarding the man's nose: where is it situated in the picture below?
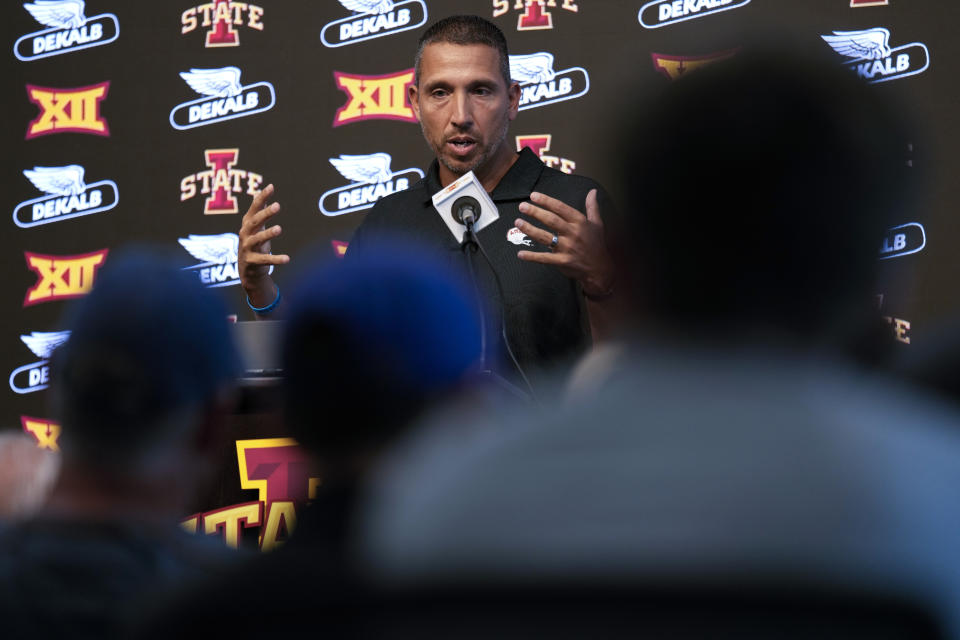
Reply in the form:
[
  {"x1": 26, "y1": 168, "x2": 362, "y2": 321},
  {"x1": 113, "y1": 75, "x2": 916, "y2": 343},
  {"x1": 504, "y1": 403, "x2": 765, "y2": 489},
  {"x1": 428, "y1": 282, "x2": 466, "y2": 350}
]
[{"x1": 450, "y1": 92, "x2": 473, "y2": 128}]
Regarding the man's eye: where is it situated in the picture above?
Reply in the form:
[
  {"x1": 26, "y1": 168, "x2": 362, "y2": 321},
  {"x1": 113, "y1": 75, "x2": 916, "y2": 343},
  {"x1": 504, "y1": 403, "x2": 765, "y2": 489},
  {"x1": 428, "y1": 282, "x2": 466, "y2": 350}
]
[
  {"x1": 431, "y1": 90, "x2": 448, "y2": 98},
  {"x1": 474, "y1": 88, "x2": 491, "y2": 96}
]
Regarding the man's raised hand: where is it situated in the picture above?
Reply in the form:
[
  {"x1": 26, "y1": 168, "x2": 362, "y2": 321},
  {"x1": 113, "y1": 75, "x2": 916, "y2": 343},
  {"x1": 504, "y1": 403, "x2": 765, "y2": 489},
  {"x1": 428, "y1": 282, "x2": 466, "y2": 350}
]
[{"x1": 238, "y1": 183, "x2": 290, "y2": 306}]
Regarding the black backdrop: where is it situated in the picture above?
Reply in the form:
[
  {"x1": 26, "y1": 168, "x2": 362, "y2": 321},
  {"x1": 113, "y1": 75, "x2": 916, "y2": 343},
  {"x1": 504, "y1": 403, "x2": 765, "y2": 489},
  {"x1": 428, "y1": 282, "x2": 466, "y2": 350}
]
[{"x1": 5, "y1": 0, "x2": 960, "y2": 439}]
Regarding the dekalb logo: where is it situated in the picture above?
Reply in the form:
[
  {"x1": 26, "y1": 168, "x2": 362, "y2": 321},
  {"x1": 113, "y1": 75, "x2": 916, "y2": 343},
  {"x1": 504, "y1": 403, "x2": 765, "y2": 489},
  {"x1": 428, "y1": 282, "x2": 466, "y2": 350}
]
[
  {"x1": 178, "y1": 232, "x2": 271, "y2": 288},
  {"x1": 15, "y1": 1, "x2": 119, "y2": 61},
  {"x1": 9, "y1": 331, "x2": 69, "y2": 395},
  {"x1": 852, "y1": 0, "x2": 888, "y2": 6},
  {"x1": 319, "y1": 153, "x2": 423, "y2": 216},
  {"x1": 639, "y1": 0, "x2": 750, "y2": 29},
  {"x1": 24, "y1": 249, "x2": 107, "y2": 307},
  {"x1": 493, "y1": 0, "x2": 580, "y2": 31},
  {"x1": 322, "y1": 0, "x2": 427, "y2": 48},
  {"x1": 181, "y1": 149, "x2": 264, "y2": 215},
  {"x1": 879, "y1": 222, "x2": 925, "y2": 260},
  {"x1": 516, "y1": 134, "x2": 576, "y2": 174},
  {"x1": 26, "y1": 82, "x2": 109, "y2": 139},
  {"x1": 509, "y1": 52, "x2": 589, "y2": 111},
  {"x1": 651, "y1": 49, "x2": 738, "y2": 80},
  {"x1": 822, "y1": 28, "x2": 930, "y2": 83},
  {"x1": 169, "y1": 67, "x2": 276, "y2": 130},
  {"x1": 181, "y1": 0, "x2": 263, "y2": 47},
  {"x1": 333, "y1": 69, "x2": 416, "y2": 126},
  {"x1": 15, "y1": 164, "x2": 119, "y2": 228}
]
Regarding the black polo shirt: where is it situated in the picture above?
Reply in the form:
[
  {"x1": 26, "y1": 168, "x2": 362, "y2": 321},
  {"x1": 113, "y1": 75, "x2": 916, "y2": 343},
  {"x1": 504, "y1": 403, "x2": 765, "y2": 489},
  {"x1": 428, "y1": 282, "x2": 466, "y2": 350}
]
[{"x1": 347, "y1": 148, "x2": 614, "y2": 386}]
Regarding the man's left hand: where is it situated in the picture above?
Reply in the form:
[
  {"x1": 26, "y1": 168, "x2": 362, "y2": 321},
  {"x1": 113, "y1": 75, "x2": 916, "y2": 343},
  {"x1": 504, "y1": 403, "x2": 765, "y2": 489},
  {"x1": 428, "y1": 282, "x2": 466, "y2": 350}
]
[{"x1": 515, "y1": 189, "x2": 615, "y2": 298}]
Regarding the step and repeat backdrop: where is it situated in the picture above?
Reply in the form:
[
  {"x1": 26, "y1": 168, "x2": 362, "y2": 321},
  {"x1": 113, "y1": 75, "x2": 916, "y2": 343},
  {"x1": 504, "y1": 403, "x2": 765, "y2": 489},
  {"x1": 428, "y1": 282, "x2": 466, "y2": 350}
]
[{"x1": 4, "y1": 0, "x2": 959, "y2": 547}]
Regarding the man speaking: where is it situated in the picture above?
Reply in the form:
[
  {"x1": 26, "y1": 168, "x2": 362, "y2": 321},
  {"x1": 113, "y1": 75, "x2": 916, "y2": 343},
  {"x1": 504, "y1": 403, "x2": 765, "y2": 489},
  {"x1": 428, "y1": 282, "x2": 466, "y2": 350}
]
[{"x1": 238, "y1": 15, "x2": 616, "y2": 387}]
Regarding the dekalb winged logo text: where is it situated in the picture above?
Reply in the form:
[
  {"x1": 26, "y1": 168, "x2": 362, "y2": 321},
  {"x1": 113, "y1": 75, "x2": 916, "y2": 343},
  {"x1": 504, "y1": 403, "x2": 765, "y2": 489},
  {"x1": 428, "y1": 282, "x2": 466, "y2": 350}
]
[
  {"x1": 15, "y1": 164, "x2": 119, "y2": 228},
  {"x1": 170, "y1": 66, "x2": 276, "y2": 130},
  {"x1": 9, "y1": 330, "x2": 70, "y2": 395},
  {"x1": 322, "y1": 0, "x2": 427, "y2": 48},
  {"x1": 179, "y1": 232, "x2": 272, "y2": 287},
  {"x1": 15, "y1": 1, "x2": 119, "y2": 61},
  {"x1": 509, "y1": 52, "x2": 589, "y2": 111},
  {"x1": 319, "y1": 152, "x2": 423, "y2": 216},
  {"x1": 822, "y1": 27, "x2": 930, "y2": 83}
]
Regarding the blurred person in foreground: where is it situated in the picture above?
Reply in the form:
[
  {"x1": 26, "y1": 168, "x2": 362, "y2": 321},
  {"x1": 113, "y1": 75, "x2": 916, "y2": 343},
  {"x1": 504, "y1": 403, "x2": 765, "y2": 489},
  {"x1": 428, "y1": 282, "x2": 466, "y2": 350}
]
[
  {"x1": 356, "y1": 47, "x2": 960, "y2": 638},
  {"x1": 0, "y1": 431, "x2": 60, "y2": 520},
  {"x1": 0, "y1": 250, "x2": 243, "y2": 638},
  {"x1": 136, "y1": 242, "x2": 482, "y2": 634}
]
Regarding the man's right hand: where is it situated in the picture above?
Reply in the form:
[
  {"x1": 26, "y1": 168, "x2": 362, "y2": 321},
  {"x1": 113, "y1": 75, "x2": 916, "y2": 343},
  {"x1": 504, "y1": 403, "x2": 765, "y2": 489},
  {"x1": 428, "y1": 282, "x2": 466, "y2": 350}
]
[{"x1": 239, "y1": 183, "x2": 290, "y2": 307}]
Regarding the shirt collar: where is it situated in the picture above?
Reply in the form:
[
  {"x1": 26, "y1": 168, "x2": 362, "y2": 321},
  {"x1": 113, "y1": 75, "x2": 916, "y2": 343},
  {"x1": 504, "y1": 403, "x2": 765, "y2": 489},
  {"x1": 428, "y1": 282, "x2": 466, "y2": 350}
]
[{"x1": 421, "y1": 147, "x2": 545, "y2": 204}]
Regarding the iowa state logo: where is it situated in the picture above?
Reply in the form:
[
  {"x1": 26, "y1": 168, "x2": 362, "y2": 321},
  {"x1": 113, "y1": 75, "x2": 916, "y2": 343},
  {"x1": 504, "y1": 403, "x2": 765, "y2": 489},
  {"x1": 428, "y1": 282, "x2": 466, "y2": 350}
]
[
  {"x1": 15, "y1": 1, "x2": 119, "y2": 61},
  {"x1": 319, "y1": 152, "x2": 423, "y2": 216},
  {"x1": 492, "y1": 0, "x2": 580, "y2": 31},
  {"x1": 822, "y1": 27, "x2": 930, "y2": 83},
  {"x1": 9, "y1": 331, "x2": 69, "y2": 394},
  {"x1": 181, "y1": 0, "x2": 264, "y2": 48},
  {"x1": 516, "y1": 134, "x2": 576, "y2": 174},
  {"x1": 180, "y1": 149, "x2": 265, "y2": 214},
  {"x1": 24, "y1": 249, "x2": 108, "y2": 307},
  {"x1": 181, "y1": 438, "x2": 319, "y2": 550},
  {"x1": 639, "y1": 0, "x2": 750, "y2": 29},
  {"x1": 322, "y1": 0, "x2": 427, "y2": 48},
  {"x1": 333, "y1": 69, "x2": 416, "y2": 126},
  {"x1": 169, "y1": 66, "x2": 276, "y2": 130},
  {"x1": 651, "y1": 49, "x2": 738, "y2": 80},
  {"x1": 15, "y1": 164, "x2": 119, "y2": 228},
  {"x1": 25, "y1": 82, "x2": 109, "y2": 139},
  {"x1": 509, "y1": 52, "x2": 589, "y2": 111}
]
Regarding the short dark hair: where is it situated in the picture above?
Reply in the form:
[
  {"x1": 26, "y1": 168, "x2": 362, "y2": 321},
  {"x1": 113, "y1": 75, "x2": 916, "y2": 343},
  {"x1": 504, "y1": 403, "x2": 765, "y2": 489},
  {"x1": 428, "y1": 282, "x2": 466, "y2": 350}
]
[{"x1": 414, "y1": 15, "x2": 511, "y2": 88}]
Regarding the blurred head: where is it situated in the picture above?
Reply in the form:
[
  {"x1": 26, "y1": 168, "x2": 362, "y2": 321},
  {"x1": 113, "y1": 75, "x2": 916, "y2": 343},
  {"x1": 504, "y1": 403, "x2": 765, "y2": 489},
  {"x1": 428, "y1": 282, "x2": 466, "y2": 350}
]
[
  {"x1": 616, "y1": 45, "x2": 911, "y2": 348},
  {"x1": 282, "y1": 242, "x2": 481, "y2": 471},
  {"x1": 50, "y1": 249, "x2": 241, "y2": 472}
]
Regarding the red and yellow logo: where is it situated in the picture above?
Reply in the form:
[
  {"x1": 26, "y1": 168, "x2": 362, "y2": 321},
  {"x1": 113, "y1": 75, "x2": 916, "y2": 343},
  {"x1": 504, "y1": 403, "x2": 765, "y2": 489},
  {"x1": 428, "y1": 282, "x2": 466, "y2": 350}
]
[
  {"x1": 493, "y1": 0, "x2": 579, "y2": 30},
  {"x1": 180, "y1": 149, "x2": 264, "y2": 215},
  {"x1": 26, "y1": 82, "x2": 109, "y2": 139},
  {"x1": 181, "y1": 438, "x2": 319, "y2": 551},
  {"x1": 332, "y1": 240, "x2": 349, "y2": 258},
  {"x1": 21, "y1": 417, "x2": 62, "y2": 452},
  {"x1": 24, "y1": 249, "x2": 108, "y2": 307},
  {"x1": 333, "y1": 69, "x2": 416, "y2": 127},
  {"x1": 651, "y1": 49, "x2": 739, "y2": 81},
  {"x1": 181, "y1": 0, "x2": 264, "y2": 48},
  {"x1": 517, "y1": 134, "x2": 576, "y2": 174}
]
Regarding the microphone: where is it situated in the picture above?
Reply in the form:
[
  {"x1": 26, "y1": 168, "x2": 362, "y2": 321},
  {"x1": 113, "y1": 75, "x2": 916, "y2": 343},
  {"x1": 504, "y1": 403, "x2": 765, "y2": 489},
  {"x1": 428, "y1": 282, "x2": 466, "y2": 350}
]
[
  {"x1": 452, "y1": 195, "x2": 480, "y2": 228},
  {"x1": 430, "y1": 170, "x2": 499, "y2": 244}
]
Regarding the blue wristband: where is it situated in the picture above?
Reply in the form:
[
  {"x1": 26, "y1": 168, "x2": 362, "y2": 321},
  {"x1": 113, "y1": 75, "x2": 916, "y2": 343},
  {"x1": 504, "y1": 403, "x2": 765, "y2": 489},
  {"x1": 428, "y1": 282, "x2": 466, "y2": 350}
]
[{"x1": 246, "y1": 286, "x2": 281, "y2": 314}]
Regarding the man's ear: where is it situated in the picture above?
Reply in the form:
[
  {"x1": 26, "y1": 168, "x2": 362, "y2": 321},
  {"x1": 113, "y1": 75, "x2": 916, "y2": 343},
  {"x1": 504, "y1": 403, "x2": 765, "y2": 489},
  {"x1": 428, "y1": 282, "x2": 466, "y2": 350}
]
[
  {"x1": 408, "y1": 84, "x2": 421, "y2": 122},
  {"x1": 507, "y1": 81, "x2": 520, "y2": 120}
]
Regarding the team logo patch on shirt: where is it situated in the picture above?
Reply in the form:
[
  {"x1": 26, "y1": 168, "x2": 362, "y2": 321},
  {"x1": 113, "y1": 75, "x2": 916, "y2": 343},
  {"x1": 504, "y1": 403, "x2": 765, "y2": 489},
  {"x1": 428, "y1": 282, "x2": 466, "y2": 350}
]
[
  {"x1": 492, "y1": 0, "x2": 580, "y2": 31},
  {"x1": 651, "y1": 49, "x2": 739, "y2": 80},
  {"x1": 169, "y1": 66, "x2": 276, "y2": 130},
  {"x1": 639, "y1": 0, "x2": 750, "y2": 29},
  {"x1": 879, "y1": 223, "x2": 925, "y2": 260},
  {"x1": 180, "y1": 149, "x2": 265, "y2": 215},
  {"x1": 15, "y1": 164, "x2": 118, "y2": 228},
  {"x1": 507, "y1": 227, "x2": 533, "y2": 246},
  {"x1": 822, "y1": 27, "x2": 930, "y2": 83},
  {"x1": 332, "y1": 69, "x2": 416, "y2": 126},
  {"x1": 14, "y1": 1, "x2": 119, "y2": 61},
  {"x1": 516, "y1": 134, "x2": 576, "y2": 174},
  {"x1": 25, "y1": 82, "x2": 109, "y2": 139},
  {"x1": 321, "y1": 0, "x2": 427, "y2": 48},
  {"x1": 9, "y1": 331, "x2": 69, "y2": 394},
  {"x1": 24, "y1": 249, "x2": 108, "y2": 307},
  {"x1": 509, "y1": 52, "x2": 589, "y2": 111},
  {"x1": 181, "y1": 0, "x2": 264, "y2": 48},
  {"x1": 319, "y1": 153, "x2": 423, "y2": 216}
]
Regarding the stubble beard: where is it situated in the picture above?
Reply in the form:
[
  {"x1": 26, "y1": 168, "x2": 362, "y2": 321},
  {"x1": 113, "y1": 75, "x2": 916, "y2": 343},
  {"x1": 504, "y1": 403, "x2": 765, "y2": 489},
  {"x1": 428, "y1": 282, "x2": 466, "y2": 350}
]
[{"x1": 425, "y1": 112, "x2": 511, "y2": 178}]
